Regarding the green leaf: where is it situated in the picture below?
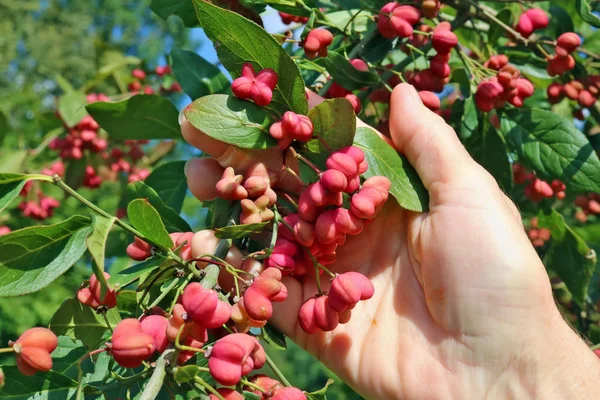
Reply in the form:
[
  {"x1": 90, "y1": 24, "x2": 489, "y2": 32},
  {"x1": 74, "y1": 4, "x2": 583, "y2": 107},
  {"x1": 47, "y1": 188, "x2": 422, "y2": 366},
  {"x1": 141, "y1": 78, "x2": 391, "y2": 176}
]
[
  {"x1": 86, "y1": 215, "x2": 116, "y2": 300},
  {"x1": 86, "y1": 94, "x2": 181, "y2": 140},
  {"x1": 151, "y1": 0, "x2": 199, "y2": 27},
  {"x1": 244, "y1": 391, "x2": 262, "y2": 400},
  {"x1": 326, "y1": 9, "x2": 371, "y2": 33},
  {"x1": 451, "y1": 98, "x2": 478, "y2": 141},
  {"x1": 50, "y1": 297, "x2": 121, "y2": 350},
  {"x1": 307, "y1": 379, "x2": 334, "y2": 397},
  {"x1": 463, "y1": 118, "x2": 513, "y2": 192},
  {"x1": 320, "y1": 52, "x2": 380, "y2": 91},
  {"x1": 0, "y1": 216, "x2": 91, "y2": 297},
  {"x1": 184, "y1": 94, "x2": 275, "y2": 149},
  {"x1": 261, "y1": 324, "x2": 287, "y2": 350},
  {"x1": 108, "y1": 255, "x2": 166, "y2": 289},
  {"x1": 305, "y1": 98, "x2": 356, "y2": 153},
  {"x1": 59, "y1": 91, "x2": 88, "y2": 128},
  {"x1": 215, "y1": 222, "x2": 269, "y2": 239},
  {"x1": 127, "y1": 181, "x2": 192, "y2": 233},
  {"x1": 362, "y1": 30, "x2": 394, "y2": 64},
  {"x1": 450, "y1": 68, "x2": 472, "y2": 97},
  {"x1": 127, "y1": 199, "x2": 174, "y2": 249},
  {"x1": 353, "y1": 127, "x2": 429, "y2": 212},
  {"x1": 488, "y1": 9, "x2": 512, "y2": 46},
  {"x1": 0, "y1": 174, "x2": 40, "y2": 214},
  {"x1": 193, "y1": 0, "x2": 308, "y2": 115},
  {"x1": 145, "y1": 161, "x2": 188, "y2": 213},
  {"x1": 0, "y1": 112, "x2": 10, "y2": 147},
  {"x1": 0, "y1": 150, "x2": 27, "y2": 174},
  {"x1": 576, "y1": 0, "x2": 600, "y2": 28},
  {"x1": 171, "y1": 48, "x2": 230, "y2": 99},
  {"x1": 501, "y1": 108, "x2": 600, "y2": 193},
  {"x1": 538, "y1": 209, "x2": 596, "y2": 306},
  {"x1": 174, "y1": 365, "x2": 201, "y2": 384},
  {"x1": 549, "y1": 5, "x2": 575, "y2": 37}
]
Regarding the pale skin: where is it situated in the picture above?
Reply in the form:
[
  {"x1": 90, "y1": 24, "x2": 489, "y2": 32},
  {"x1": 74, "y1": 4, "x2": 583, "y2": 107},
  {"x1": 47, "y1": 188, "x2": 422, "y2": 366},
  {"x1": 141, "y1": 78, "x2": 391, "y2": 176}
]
[{"x1": 182, "y1": 83, "x2": 600, "y2": 399}]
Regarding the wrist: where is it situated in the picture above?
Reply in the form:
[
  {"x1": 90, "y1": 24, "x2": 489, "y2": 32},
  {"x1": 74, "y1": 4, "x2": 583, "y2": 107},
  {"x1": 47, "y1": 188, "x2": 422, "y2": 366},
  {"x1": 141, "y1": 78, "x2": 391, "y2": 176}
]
[{"x1": 498, "y1": 309, "x2": 600, "y2": 400}]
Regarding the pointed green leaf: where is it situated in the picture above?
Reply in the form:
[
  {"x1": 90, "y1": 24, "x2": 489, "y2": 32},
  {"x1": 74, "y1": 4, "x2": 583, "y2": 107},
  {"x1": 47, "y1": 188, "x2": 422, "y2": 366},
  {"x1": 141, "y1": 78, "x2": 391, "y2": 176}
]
[
  {"x1": 353, "y1": 127, "x2": 428, "y2": 212},
  {"x1": 261, "y1": 324, "x2": 287, "y2": 350},
  {"x1": 127, "y1": 181, "x2": 191, "y2": 233},
  {"x1": 171, "y1": 48, "x2": 230, "y2": 99},
  {"x1": 306, "y1": 98, "x2": 356, "y2": 153},
  {"x1": 59, "y1": 91, "x2": 88, "y2": 128},
  {"x1": 502, "y1": 108, "x2": 600, "y2": 193},
  {"x1": 145, "y1": 161, "x2": 188, "y2": 213},
  {"x1": 184, "y1": 94, "x2": 276, "y2": 149},
  {"x1": 576, "y1": 0, "x2": 600, "y2": 28},
  {"x1": 538, "y1": 209, "x2": 596, "y2": 307},
  {"x1": 0, "y1": 216, "x2": 91, "y2": 297},
  {"x1": 215, "y1": 222, "x2": 269, "y2": 239},
  {"x1": 127, "y1": 199, "x2": 174, "y2": 249},
  {"x1": 50, "y1": 298, "x2": 121, "y2": 350},
  {"x1": 193, "y1": 0, "x2": 308, "y2": 115},
  {"x1": 0, "y1": 173, "x2": 48, "y2": 214},
  {"x1": 463, "y1": 118, "x2": 513, "y2": 192},
  {"x1": 86, "y1": 215, "x2": 116, "y2": 300},
  {"x1": 150, "y1": 0, "x2": 199, "y2": 27},
  {"x1": 108, "y1": 256, "x2": 167, "y2": 290},
  {"x1": 86, "y1": 94, "x2": 181, "y2": 140},
  {"x1": 320, "y1": 52, "x2": 380, "y2": 91},
  {"x1": 174, "y1": 365, "x2": 201, "y2": 384}
]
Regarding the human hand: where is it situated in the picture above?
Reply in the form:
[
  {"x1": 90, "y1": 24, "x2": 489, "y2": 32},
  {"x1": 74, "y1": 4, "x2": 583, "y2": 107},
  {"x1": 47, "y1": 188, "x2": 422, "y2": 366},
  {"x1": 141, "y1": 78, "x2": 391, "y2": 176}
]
[{"x1": 182, "y1": 83, "x2": 600, "y2": 399}]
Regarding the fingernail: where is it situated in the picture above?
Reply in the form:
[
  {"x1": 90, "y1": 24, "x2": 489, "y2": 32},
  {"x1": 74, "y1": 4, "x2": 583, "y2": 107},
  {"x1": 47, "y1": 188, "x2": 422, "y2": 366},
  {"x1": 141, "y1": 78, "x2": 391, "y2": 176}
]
[
  {"x1": 406, "y1": 84, "x2": 421, "y2": 103},
  {"x1": 184, "y1": 159, "x2": 194, "y2": 178},
  {"x1": 178, "y1": 109, "x2": 186, "y2": 126}
]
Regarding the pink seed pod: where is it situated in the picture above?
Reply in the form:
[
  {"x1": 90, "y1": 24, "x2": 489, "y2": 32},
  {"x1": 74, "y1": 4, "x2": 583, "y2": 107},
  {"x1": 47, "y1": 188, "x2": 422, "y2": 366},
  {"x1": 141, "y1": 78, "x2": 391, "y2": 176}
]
[
  {"x1": 556, "y1": 32, "x2": 581, "y2": 57},
  {"x1": 298, "y1": 296, "x2": 339, "y2": 333},
  {"x1": 283, "y1": 214, "x2": 316, "y2": 247},
  {"x1": 320, "y1": 169, "x2": 348, "y2": 193},
  {"x1": 140, "y1": 315, "x2": 169, "y2": 353},
  {"x1": 272, "y1": 387, "x2": 307, "y2": 400},
  {"x1": 432, "y1": 26, "x2": 458, "y2": 54},
  {"x1": 231, "y1": 63, "x2": 278, "y2": 106},
  {"x1": 546, "y1": 55, "x2": 575, "y2": 76},
  {"x1": 485, "y1": 54, "x2": 509, "y2": 70},
  {"x1": 209, "y1": 388, "x2": 244, "y2": 400},
  {"x1": 303, "y1": 29, "x2": 334, "y2": 59},
  {"x1": 181, "y1": 283, "x2": 231, "y2": 328},
  {"x1": 77, "y1": 272, "x2": 117, "y2": 309},
  {"x1": 216, "y1": 167, "x2": 248, "y2": 200},
  {"x1": 326, "y1": 153, "x2": 358, "y2": 179},
  {"x1": 13, "y1": 328, "x2": 58, "y2": 376},
  {"x1": 166, "y1": 304, "x2": 189, "y2": 342},
  {"x1": 430, "y1": 54, "x2": 451, "y2": 79},
  {"x1": 208, "y1": 334, "x2": 266, "y2": 386},
  {"x1": 126, "y1": 237, "x2": 152, "y2": 261},
  {"x1": 579, "y1": 90, "x2": 596, "y2": 108},
  {"x1": 110, "y1": 319, "x2": 155, "y2": 368},
  {"x1": 524, "y1": 8, "x2": 548, "y2": 30},
  {"x1": 328, "y1": 272, "x2": 375, "y2": 312}
]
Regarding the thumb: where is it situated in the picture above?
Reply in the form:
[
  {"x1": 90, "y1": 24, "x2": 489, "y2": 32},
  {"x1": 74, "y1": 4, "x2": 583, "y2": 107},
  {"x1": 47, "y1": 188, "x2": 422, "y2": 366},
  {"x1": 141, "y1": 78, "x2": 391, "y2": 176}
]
[{"x1": 389, "y1": 84, "x2": 490, "y2": 192}]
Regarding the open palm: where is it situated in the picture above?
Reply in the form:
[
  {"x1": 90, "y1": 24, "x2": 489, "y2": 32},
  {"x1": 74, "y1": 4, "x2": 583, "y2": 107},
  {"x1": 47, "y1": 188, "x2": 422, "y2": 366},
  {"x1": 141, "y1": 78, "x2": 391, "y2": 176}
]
[{"x1": 183, "y1": 84, "x2": 598, "y2": 400}]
